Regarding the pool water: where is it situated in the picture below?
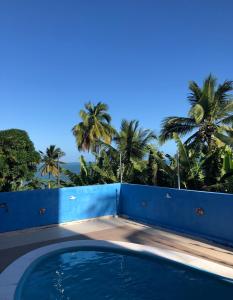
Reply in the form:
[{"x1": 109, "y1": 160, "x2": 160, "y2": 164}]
[{"x1": 17, "y1": 249, "x2": 233, "y2": 300}]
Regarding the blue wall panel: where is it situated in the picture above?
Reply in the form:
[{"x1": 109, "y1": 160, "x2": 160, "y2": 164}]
[
  {"x1": 0, "y1": 183, "x2": 120, "y2": 233},
  {"x1": 120, "y1": 184, "x2": 233, "y2": 246},
  {"x1": 1, "y1": 182, "x2": 233, "y2": 247}
]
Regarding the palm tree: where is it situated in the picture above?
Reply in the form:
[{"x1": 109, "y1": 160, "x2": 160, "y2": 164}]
[
  {"x1": 173, "y1": 134, "x2": 204, "y2": 189},
  {"x1": 160, "y1": 75, "x2": 233, "y2": 152},
  {"x1": 144, "y1": 145, "x2": 177, "y2": 187},
  {"x1": 115, "y1": 119, "x2": 156, "y2": 161},
  {"x1": 204, "y1": 146, "x2": 233, "y2": 193},
  {"x1": 114, "y1": 119, "x2": 156, "y2": 180},
  {"x1": 86, "y1": 120, "x2": 156, "y2": 183},
  {"x1": 72, "y1": 102, "x2": 116, "y2": 153},
  {"x1": 40, "y1": 145, "x2": 65, "y2": 188}
]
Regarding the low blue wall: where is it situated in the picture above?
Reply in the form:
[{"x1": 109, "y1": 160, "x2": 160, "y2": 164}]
[
  {"x1": 0, "y1": 183, "x2": 120, "y2": 233},
  {"x1": 1, "y1": 183, "x2": 233, "y2": 247},
  {"x1": 120, "y1": 184, "x2": 233, "y2": 246}
]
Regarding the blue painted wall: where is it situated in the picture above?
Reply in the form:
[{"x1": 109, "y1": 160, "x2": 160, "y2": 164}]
[
  {"x1": 1, "y1": 182, "x2": 233, "y2": 247},
  {"x1": 0, "y1": 183, "x2": 120, "y2": 233},
  {"x1": 120, "y1": 184, "x2": 233, "y2": 246}
]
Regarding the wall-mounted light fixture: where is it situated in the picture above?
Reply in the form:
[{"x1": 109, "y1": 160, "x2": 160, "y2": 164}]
[
  {"x1": 69, "y1": 195, "x2": 76, "y2": 200},
  {"x1": 39, "y1": 208, "x2": 46, "y2": 215},
  {"x1": 0, "y1": 202, "x2": 8, "y2": 212},
  {"x1": 165, "y1": 193, "x2": 172, "y2": 199},
  {"x1": 195, "y1": 207, "x2": 205, "y2": 216}
]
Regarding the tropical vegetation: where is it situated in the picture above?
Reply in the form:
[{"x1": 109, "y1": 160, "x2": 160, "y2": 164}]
[
  {"x1": 0, "y1": 129, "x2": 40, "y2": 192},
  {"x1": 65, "y1": 74, "x2": 233, "y2": 193},
  {"x1": 39, "y1": 145, "x2": 65, "y2": 188},
  {"x1": 160, "y1": 75, "x2": 233, "y2": 151},
  {"x1": 72, "y1": 102, "x2": 116, "y2": 153},
  {"x1": 1, "y1": 74, "x2": 233, "y2": 193}
]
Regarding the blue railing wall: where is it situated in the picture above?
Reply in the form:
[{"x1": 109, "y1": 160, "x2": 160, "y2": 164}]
[
  {"x1": 0, "y1": 184, "x2": 120, "y2": 233},
  {"x1": 119, "y1": 184, "x2": 233, "y2": 247},
  {"x1": 1, "y1": 183, "x2": 233, "y2": 247}
]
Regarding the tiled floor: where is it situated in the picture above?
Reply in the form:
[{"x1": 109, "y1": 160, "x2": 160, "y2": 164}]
[{"x1": 0, "y1": 216, "x2": 233, "y2": 274}]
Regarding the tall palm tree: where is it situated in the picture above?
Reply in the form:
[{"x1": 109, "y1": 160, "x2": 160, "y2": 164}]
[
  {"x1": 72, "y1": 102, "x2": 116, "y2": 153},
  {"x1": 160, "y1": 75, "x2": 233, "y2": 151},
  {"x1": 114, "y1": 119, "x2": 156, "y2": 180},
  {"x1": 40, "y1": 145, "x2": 65, "y2": 188}
]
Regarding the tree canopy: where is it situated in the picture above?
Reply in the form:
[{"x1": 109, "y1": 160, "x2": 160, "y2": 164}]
[
  {"x1": 3, "y1": 74, "x2": 233, "y2": 194},
  {"x1": 72, "y1": 102, "x2": 116, "y2": 153},
  {"x1": 160, "y1": 75, "x2": 233, "y2": 152},
  {"x1": 40, "y1": 145, "x2": 65, "y2": 188},
  {"x1": 66, "y1": 75, "x2": 233, "y2": 194},
  {"x1": 0, "y1": 129, "x2": 40, "y2": 191}
]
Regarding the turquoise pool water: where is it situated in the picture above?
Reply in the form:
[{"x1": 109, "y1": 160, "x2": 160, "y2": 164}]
[{"x1": 17, "y1": 249, "x2": 233, "y2": 300}]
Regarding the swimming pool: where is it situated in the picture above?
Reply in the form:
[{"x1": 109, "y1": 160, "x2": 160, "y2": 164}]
[{"x1": 16, "y1": 248, "x2": 233, "y2": 300}]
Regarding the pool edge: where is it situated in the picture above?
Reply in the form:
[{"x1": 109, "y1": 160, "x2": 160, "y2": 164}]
[{"x1": 0, "y1": 239, "x2": 233, "y2": 300}]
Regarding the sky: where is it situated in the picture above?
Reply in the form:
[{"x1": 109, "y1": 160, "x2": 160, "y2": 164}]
[{"x1": 0, "y1": 0, "x2": 233, "y2": 162}]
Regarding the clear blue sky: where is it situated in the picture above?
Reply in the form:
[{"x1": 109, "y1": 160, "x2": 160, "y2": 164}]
[{"x1": 1, "y1": 0, "x2": 233, "y2": 161}]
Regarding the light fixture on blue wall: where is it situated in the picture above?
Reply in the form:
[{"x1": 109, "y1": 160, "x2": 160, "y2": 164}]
[
  {"x1": 39, "y1": 208, "x2": 46, "y2": 215},
  {"x1": 0, "y1": 203, "x2": 8, "y2": 212},
  {"x1": 196, "y1": 207, "x2": 205, "y2": 216},
  {"x1": 165, "y1": 193, "x2": 172, "y2": 199}
]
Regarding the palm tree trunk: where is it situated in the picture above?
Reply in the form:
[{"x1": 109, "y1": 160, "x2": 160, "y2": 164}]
[
  {"x1": 57, "y1": 158, "x2": 60, "y2": 188},
  {"x1": 119, "y1": 152, "x2": 122, "y2": 183},
  {"x1": 48, "y1": 172, "x2": 51, "y2": 189},
  {"x1": 177, "y1": 151, "x2": 181, "y2": 189}
]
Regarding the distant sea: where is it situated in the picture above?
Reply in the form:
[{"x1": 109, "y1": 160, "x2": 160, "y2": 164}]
[{"x1": 36, "y1": 162, "x2": 80, "y2": 181}]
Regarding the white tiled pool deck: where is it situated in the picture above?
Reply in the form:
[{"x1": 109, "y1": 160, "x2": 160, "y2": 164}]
[
  {"x1": 0, "y1": 216, "x2": 123, "y2": 251},
  {"x1": 0, "y1": 216, "x2": 233, "y2": 271},
  {"x1": 0, "y1": 216, "x2": 233, "y2": 300}
]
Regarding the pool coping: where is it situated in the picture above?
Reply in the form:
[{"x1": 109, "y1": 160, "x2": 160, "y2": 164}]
[{"x1": 0, "y1": 239, "x2": 233, "y2": 300}]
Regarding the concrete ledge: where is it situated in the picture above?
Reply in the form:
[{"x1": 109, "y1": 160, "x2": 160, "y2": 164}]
[
  {"x1": 0, "y1": 215, "x2": 116, "y2": 238},
  {"x1": 0, "y1": 239, "x2": 233, "y2": 300}
]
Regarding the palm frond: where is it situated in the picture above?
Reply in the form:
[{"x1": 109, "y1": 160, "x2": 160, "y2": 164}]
[
  {"x1": 160, "y1": 116, "x2": 197, "y2": 143},
  {"x1": 215, "y1": 80, "x2": 233, "y2": 104},
  {"x1": 73, "y1": 102, "x2": 115, "y2": 153},
  {"x1": 189, "y1": 104, "x2": 204, "y2": 124},
  {"x1": 188, "y1": 81, "x2": 202, "y2": 105},
  {"x1": 215, "y1": 133, "x2": 233, "y2": 148}
]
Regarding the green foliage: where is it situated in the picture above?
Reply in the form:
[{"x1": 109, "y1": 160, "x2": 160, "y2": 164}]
[
  {"x1": 64, "y1": 155, "x2": 99, "y2": 186},
  {"x1": 145, "y1": 148, "x2": 158, "y2": 185},
  {"x1": 23, "y1": 178, "x2": 47, "y2": 190},
  {"x1": 173, "y1": 134, "x2": 204, "y2": 189},
  {"x1": 65, "y1": 92, "x2": 233, "y2": 193},
  {"x1": 40, "y1": 145, "x2": 65, "y2": 188},
  {"x1": 114, "y1": 119, "x2": 156, "y2": 181},
  {"x1": 160, "y1": 75, "x2": 233, "y2": 152},
  {"x1": 4, "y1": 75, "x2": 233, "y2": 194},
  {"x1": 72, "y1": 102, "x2": 116, "y2": 153},
  {"x1": 0, "y1": 129, "x2": 40, "y2": 192}
]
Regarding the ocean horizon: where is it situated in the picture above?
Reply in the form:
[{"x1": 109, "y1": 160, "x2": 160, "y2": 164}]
[{"x1": 36, "y1": 162, "x2": 80, "y2": 181}]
